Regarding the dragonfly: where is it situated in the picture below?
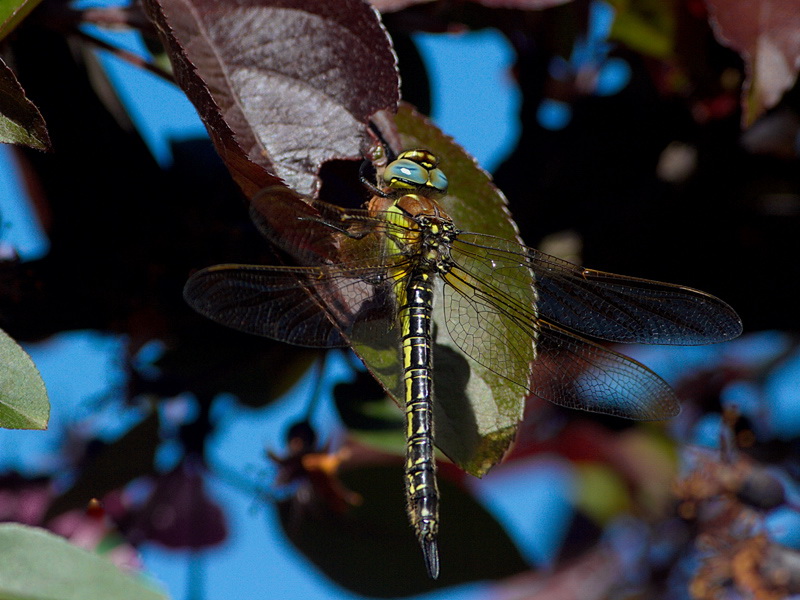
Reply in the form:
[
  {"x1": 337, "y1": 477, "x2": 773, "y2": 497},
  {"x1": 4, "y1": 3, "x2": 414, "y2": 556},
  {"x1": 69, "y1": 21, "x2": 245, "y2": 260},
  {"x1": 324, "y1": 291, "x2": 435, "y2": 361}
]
[{"x1": 184, "y1": 148, "x2": 742, "y2": 579}]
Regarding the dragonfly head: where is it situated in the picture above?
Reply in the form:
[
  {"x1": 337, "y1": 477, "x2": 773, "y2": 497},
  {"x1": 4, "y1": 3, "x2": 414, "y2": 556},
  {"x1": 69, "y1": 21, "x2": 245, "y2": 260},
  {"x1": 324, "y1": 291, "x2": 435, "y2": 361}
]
[{"x1": 382, "y1": 149, "x2": 449, "y2": 197}]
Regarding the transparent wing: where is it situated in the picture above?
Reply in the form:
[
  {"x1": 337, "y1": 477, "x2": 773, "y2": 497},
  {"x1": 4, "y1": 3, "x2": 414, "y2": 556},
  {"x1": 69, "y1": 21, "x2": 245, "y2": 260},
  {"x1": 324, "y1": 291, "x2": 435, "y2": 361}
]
[
  {"x1": 248, "y1": 188, "x2": 418, "y2": 267},
  {"x1": 441, "y1": 263, "x2": 539, "y2": 411},
  {"x1": 185, "y1": 190, "x2": 423, "y2": 349},
  {"x1": 444, "y1": 245, "x2": 679, "y2": 420},
  {"x1": 453, "y1": 233, "x2": 742, "y2": 345},
  {"x1": 530, "y1": 322, "x2": 678, "y2": 419},
  {"x1": 184, "y1": 263, "x2": 400, "y2": 348}
]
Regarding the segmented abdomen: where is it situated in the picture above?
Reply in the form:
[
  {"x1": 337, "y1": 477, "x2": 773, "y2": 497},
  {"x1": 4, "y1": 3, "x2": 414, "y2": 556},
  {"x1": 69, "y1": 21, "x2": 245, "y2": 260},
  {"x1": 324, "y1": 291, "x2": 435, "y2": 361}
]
[{"x1": 399, "y1": 270, "x2": 440, "y2": 578}]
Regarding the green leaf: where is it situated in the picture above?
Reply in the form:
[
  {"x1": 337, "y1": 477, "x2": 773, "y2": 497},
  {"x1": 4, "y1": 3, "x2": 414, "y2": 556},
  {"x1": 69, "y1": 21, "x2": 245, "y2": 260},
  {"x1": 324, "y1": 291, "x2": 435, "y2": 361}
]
[
  {"x1": 0, "y1": 523, "x2": 168, "y2": 600},
  {"x1": 0, "y1": 0, "x2": 45, "y2": 42},
  {"x1": 348, "y1": 104, "x2": 529, "y2": 478},
  {"x1": 0, "y1": 329, "x2": 49, "y2": 430},
  {"x1": 396, "y1": 105, "x2": 531, "y2": 478}
]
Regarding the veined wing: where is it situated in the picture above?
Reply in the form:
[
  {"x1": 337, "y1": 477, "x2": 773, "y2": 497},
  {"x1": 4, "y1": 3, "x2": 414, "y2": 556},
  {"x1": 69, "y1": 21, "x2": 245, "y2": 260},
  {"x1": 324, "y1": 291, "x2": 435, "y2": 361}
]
[
  {"x1": 452, "y1": 233, "x2": 743, "y2": 345},
  {"x1": 530, "y1": 321, "x2": 678, "y2": 419},
  {"x1": 442, "y1": 256, "x2": 679, "y2": 420},
  {"x1": 248, "y1": 187, "x2": 418, "y2": 267},
  {"x1": 185, "y1": 189, "x2": 423, "y2": 348},
  {"x1": 183, "y1": 262, "x2": 402, "y2": 348}
]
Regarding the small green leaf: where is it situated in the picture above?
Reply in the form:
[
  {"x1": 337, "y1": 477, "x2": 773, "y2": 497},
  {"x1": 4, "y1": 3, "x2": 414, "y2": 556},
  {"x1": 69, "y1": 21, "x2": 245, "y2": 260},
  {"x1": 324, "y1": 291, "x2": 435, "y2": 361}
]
[
  {"x1": 576, "y1": 463, "x2": 631, "y2": 523},
  {"x1": 0, "y1": 328, "x2": 49, "y2": 430},
  {"x1": 0, "y1": 0, "x2": 45, "y2": 42},
  {"x1": 0, "y1": 523, "x2": 168, "y2": 600},
  {"x1": 608, "y1": 0, "x2": 675, "y2": 59}
]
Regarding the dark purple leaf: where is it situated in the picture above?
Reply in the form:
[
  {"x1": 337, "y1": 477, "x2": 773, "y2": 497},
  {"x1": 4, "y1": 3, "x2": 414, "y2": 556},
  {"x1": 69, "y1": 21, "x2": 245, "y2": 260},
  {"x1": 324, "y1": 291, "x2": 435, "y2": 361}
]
[
  {"x1": 142, "y1": 0, "x2": 399, "y2": 197},
  {"x1": 278, "y1": 463, "x2": 526, "y2": 594},
  {"x1": 0, "y1": 57, "x2": 50, "y2": 151},
  {"x1": 125, "y1": 457, "x2": 227, "y2": 549}
]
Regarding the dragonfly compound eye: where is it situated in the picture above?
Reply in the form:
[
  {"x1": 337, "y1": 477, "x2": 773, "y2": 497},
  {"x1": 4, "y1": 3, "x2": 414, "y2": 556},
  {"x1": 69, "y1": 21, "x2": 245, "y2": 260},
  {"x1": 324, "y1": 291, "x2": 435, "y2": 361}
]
[
  {"x1": 384, "y1": 153, "x2": 448, "y2": 194},
  {"x1": 428, "y1": 168, "x2": 448, "y2": 193},
  {"x1": 384, "y1": 158, "x2": 428, "y2": 189}
]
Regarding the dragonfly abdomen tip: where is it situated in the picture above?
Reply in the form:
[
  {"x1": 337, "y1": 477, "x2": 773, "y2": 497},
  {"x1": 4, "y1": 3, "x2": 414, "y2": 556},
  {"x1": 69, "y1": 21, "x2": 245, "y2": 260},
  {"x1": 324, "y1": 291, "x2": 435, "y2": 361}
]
[{"x1": 420, "y1": 536, "x2": 440, "y2": 579}]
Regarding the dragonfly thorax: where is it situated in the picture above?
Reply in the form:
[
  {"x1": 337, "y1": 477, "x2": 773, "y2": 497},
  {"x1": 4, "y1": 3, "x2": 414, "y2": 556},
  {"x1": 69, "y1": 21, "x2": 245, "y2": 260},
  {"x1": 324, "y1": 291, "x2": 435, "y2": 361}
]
[{"x1": 409, "y1": 208, "x2": 457, "y2": 274}]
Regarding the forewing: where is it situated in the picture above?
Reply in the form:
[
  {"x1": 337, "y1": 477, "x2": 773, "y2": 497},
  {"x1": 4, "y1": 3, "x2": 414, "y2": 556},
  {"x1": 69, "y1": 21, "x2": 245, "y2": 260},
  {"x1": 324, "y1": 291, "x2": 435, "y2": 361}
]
[
  {"x1": 446, "y1": 240, "x2": 678, "y2": 420},
  {"x1": 184, "y1": 263, "x2": 395, "y2": 348},
  {"x1": 453, "y1": 234, "x2": 742, "y2": 345},
  {"x1": 249, "y1": 187, "x2": 413, "y2": 266},
  {"x1": 441, "y1": 259, "x2": 538, "y2": 402}
]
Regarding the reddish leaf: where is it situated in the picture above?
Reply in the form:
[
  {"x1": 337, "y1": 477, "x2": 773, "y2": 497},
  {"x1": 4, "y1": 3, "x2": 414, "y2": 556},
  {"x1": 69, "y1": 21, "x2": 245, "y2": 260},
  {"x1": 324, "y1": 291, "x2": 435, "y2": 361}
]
[
  {"x1": 0, "y1": 57, "x2": 50, "y2": 151},
  {"x1": 705, "y1": 0, "x2": 800, "y2": 126},
  {"x1": 48, "y1": 501, "x2": 143, "y2": 571},
  {"x1": 142, "y1": 0, "x2": 399, "y2": 197}
]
